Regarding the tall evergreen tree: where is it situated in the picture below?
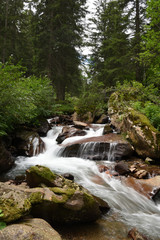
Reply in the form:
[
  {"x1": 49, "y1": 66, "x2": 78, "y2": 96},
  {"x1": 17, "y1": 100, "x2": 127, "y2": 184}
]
[
  {"x1": 129, "y1": 0, "x2": 147, "y2": 82},
  {"x1": 0, "y1": 0, "x2": 25, "y2": 63},
  {"x1": 90, "y1": 0, "x2": 132, "y2": 87},
  {"x1": 140, "y1": 0, "x2": 160, "y2": 87},
  {"x1": 32, "y1": 0, "x2": 86, "y2": 100}
]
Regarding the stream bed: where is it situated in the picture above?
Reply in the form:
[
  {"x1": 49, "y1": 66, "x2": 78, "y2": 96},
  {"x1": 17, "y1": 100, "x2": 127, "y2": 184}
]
[{"x1": 5, "y1": 124, "x2": 160, "y2": 239}]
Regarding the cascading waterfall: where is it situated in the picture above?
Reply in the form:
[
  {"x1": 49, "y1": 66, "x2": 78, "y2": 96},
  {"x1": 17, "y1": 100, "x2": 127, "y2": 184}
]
[
  {"x1": 5, "y1": 124, "x2": 160, "y2": 239},
  {"x1": 108, "y1": 142, "x2": 117, "y2": 161}
]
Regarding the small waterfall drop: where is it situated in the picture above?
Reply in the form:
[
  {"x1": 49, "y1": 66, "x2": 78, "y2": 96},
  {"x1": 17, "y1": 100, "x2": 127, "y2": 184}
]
[{"x1": 108, "y1": 142, "x2": 117, "y2": 161}]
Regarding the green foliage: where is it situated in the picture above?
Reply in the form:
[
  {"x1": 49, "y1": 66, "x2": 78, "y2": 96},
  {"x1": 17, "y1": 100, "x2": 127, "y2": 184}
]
[
  {"x1": 0, "y1": 61, "x2": 54, "y2": 135},
  {"x1": 53, "y1": 101, "x2": 75, "y2": 115},
  {"x1": 140, "y1": 0, "x2": 160, "y2": 87},
  {"x1": 133, "y1": 101, "x2": 160, "y2": 131},
  {"x1": 0, "y1": 209, "x2": 6, "y2": 230},
  {"x1": 75, "y1": 81, "x2": 106, "y2": 117},
  {"x1": 114, "y1": 81, "x2": 160, "y2": 131}
]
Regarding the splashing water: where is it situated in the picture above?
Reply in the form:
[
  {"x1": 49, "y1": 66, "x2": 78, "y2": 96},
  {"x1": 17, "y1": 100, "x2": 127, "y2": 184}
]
[{"x1": 6, "y1": 124, "x2": 160, "y2": 239}]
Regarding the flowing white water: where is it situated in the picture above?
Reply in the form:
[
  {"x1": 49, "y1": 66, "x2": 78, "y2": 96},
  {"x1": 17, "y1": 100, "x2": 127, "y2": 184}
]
[{"x1": 6, "y1": 125, "x2": 160, "y2": 239}]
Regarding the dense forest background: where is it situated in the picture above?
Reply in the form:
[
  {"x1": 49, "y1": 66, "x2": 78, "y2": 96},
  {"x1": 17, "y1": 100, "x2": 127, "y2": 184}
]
[{"x1": 0, "y1": 0, "x2": 160, "y2": 135}]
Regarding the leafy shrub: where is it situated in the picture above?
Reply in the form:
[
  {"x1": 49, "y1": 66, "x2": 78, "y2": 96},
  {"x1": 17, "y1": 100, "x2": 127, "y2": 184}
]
[
  {"x1": 75, "y1": 81, "x2": 106, "y2": 118},
  {"x1": 0, "y1": 61, "x2": 54, "y2": 135},
  {"x1": 53, "y1": 100, "x2": 75, "y2": 115}
]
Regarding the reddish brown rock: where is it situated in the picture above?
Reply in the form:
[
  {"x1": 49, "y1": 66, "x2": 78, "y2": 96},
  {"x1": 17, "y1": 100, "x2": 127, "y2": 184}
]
[
  {"x1": 123, "y1": 176, "x2": 160, "y2": 201},
  {"x1": 128, "y1": 228, "x2": 149, "y2": 240}
]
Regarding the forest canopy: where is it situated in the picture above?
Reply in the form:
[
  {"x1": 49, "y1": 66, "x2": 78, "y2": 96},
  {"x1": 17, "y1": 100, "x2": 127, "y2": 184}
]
[{"x1": 0, "y1": 0, "x2": 160, "y2": 133}]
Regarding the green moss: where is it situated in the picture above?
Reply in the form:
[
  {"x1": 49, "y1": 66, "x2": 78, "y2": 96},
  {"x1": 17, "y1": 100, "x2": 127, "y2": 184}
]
[
  {"x1": 0, "y1": 198, "x2": 31, "y2": 223},
  {"x1": 51, "y1": 187, "x2": 75, "y2": 196},
  {"x1": 51, "y1": 193, "x2": 69, "y2": 204},
  {"x1": 28, "y1": 165, "x2": 57, "y2": 183},
  {"x1": 83, "y1": 192, "x2": 95, "y2": 208},
  {"x1": 129, "y1": 109, "x2": 157, "y2": 131},
  {"x1": 29, "y1": 192, "x2": 44, "y2": 204}
]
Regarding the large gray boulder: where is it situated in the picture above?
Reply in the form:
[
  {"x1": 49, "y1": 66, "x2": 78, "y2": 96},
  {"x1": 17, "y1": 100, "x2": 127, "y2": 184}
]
[{"x1": 0, "y1": 218, "x2": 62, "y2": 240}]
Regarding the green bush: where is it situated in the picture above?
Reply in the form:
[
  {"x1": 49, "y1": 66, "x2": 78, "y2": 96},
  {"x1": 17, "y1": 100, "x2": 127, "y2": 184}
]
[
  {"x1": 75, "y1": 81, "x2": 106, "y2": 118},
  {"x1": 0, "y1": 61, "x2": 54, "y2": 135},
  {"x1": 53, "y1": 101, "x2": 75, "y2": 115}
]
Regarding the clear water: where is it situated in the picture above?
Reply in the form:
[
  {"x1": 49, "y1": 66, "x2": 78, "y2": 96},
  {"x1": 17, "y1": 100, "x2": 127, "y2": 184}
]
[{"x1": 6, "y1": 125, "x2": 160, "y2": 239}]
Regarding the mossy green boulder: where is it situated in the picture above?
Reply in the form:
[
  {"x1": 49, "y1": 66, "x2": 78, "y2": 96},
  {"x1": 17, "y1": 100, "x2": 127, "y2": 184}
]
[
  {"x1": 108, "y1": 92, "x2": 160, "y2": 159},
  {"x1": 0, "y1": 166, "x2": 110, "y2": 224}
]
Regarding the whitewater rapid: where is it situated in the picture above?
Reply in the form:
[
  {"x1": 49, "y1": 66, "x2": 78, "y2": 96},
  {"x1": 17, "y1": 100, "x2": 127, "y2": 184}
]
[{"x1": 6, "y1": 125, "x2": 160, "y2": 239}]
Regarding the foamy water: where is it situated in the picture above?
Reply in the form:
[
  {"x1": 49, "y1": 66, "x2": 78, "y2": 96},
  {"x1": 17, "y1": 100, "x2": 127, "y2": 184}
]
[{"x1": 6, "y1": 125, "x2": 160, "y2": 239}]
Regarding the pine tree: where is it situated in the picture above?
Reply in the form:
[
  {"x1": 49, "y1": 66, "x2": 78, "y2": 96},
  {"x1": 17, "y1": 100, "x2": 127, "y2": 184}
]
[
  {"x1": 140, "y1": 0, "x2": 160, "y2": 87},
  {"x1": 90, "y1": 0, "x2": 132, "y2": 87},
  {"x1": 129, "y1": 0, "x2": 147, "y2": 82},
  {"x1": 32, "y1": 0, "x2": 86, "y2": 100}
]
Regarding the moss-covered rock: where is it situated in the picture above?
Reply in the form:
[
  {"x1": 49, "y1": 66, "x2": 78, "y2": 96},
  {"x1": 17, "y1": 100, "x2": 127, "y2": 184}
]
[
  {"x1": 0, "y1": 183, "x2": 31, "y2": 223},
  {"x1": 108, "y1": 92, "x2": 160, "y2": 159},
  {"x1": 26, "y1": 165, "x2": 60, "y2": 188},
  {"x1": 0, "y1": 166, "x2": 110, "y2": 224}
]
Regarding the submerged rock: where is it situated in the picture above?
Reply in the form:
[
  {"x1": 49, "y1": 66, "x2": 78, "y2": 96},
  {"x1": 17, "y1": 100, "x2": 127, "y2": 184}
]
[
  {"x1": 0, "y1": 165, "x2": 110, "y2": 224},
  {"x1": 0, "y1": 218, "x2": 62, "y2": 240}
]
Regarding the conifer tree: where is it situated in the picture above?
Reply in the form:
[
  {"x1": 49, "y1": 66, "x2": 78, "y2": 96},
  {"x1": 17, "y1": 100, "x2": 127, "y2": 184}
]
[
  {"x1": 90, "y1": 0, "x2": 132, "y2": 87},
  {"x1": 32, "y1": 0, "x2": 86, "y2": 100},
  {"x1": 140, "y1": 0, "x2": 160, "y2": 87}
]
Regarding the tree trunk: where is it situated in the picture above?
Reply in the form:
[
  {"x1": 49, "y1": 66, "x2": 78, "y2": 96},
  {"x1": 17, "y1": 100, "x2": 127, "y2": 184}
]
[
  {"x1": 135, "y1": 0, "x2": 141, "y2": 82},
  {"x1": 2, "y1": 0, "x2": 9, "y2": 64}
]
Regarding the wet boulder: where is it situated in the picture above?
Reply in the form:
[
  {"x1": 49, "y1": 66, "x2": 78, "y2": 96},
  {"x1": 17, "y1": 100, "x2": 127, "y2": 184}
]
[
  {"x1": 12, "y1": 130, "x2": 45, "y2": 156},
  {"x1": 123, "y1": 176, "x2": 160, "y2": 202},
  {"x1": 0, "y1": 138, "x2": 14, "y2": 173},
  {"x1": 115, "y1": 161, "x2": 130, "y2": 176},
  {"x1": 0, "y1": 218, "x2": 62, "y2": 240},
  {"x1": 60, "y1": 134, "x2": 134, "y2": 161},
  {"x1": 56, "y1": 126, "x2": 86, "y2": 144}
]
